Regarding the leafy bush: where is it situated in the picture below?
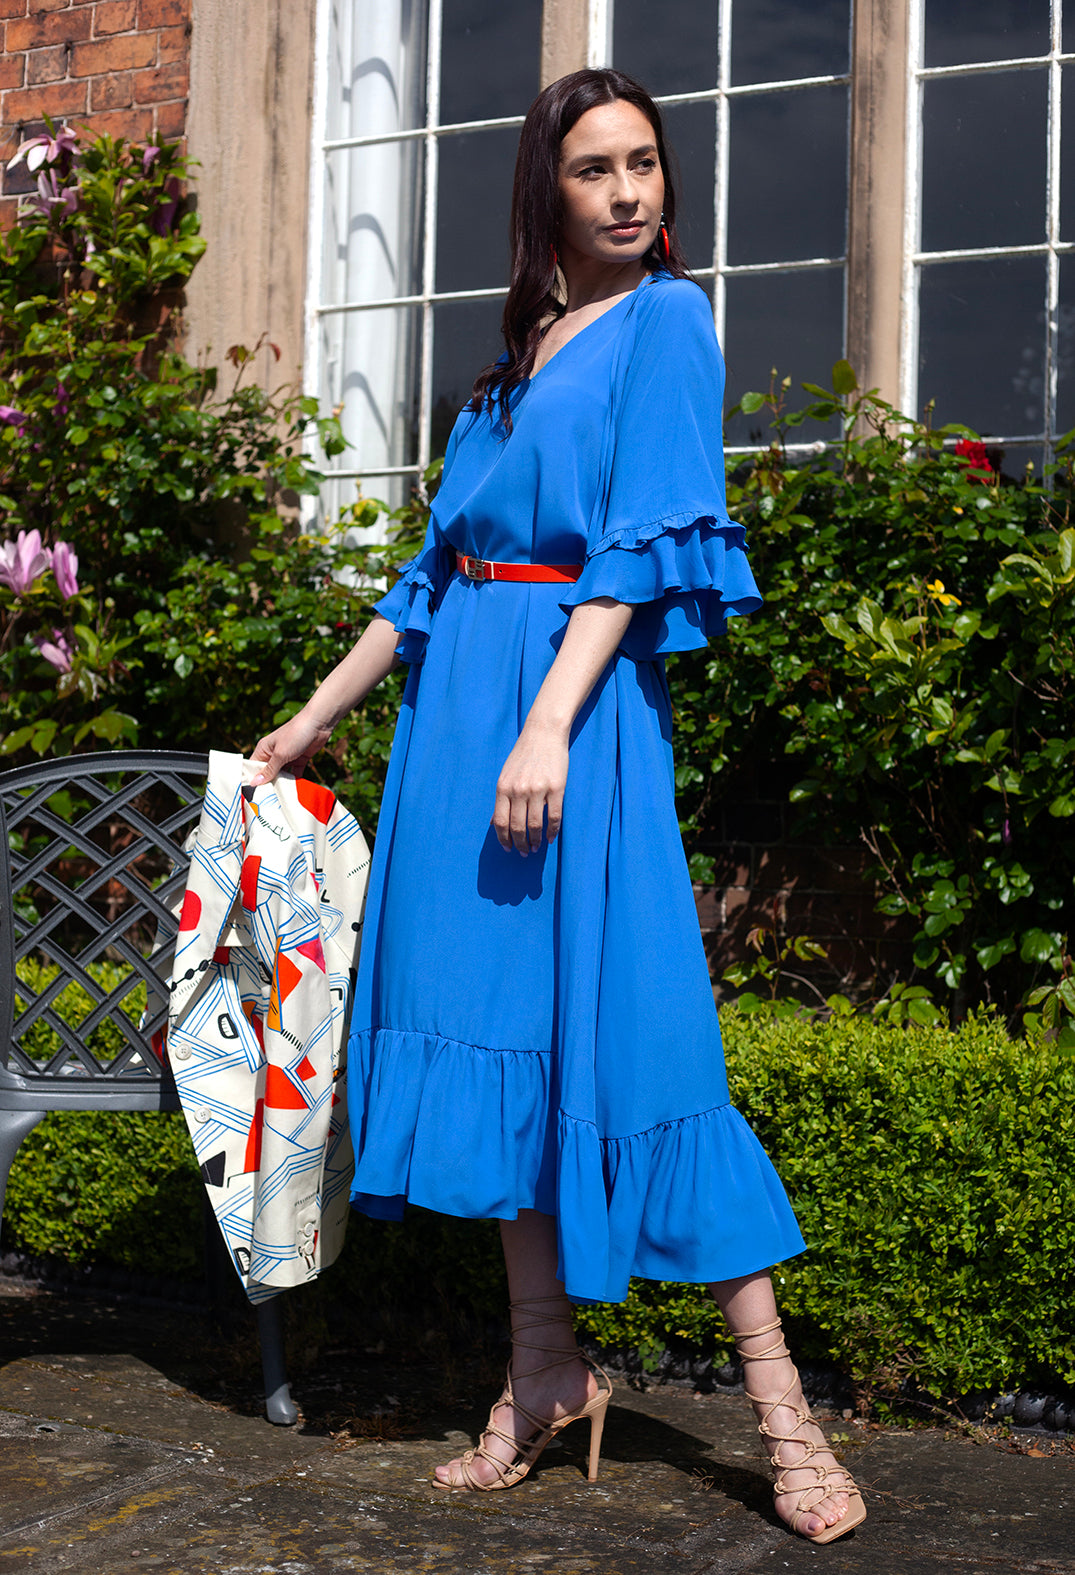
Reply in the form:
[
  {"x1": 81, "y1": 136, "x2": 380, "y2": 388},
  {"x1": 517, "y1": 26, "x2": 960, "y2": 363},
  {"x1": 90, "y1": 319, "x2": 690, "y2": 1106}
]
[
  {"x1": 6, "y1": 1009, "x2": 1072, "y2": 1404},
  {"x1": 674, "y1": 365, "x2": 1075, "y2": 1029},
  {"x1": 14, "y1": 956, "x2": 144, "y2": 1063}
]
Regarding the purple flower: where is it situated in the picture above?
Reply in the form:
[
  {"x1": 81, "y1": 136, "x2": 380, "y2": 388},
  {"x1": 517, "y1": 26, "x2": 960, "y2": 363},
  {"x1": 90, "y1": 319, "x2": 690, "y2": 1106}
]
[
  {"x1": 9, "y1": 123, "x2": 79, "y2": 176},
  {"x1": 0, "y1": 530, "x2": 52, "y2": 596},
  {"x1": 35, "y1": 629, "x2": 73, "y2": 674},
  {"x1": 151, "y1": 176, "x2": 182, "y2": 236},
  {"x1": 0, "y1": 404, "x2": 28, "y2": 430},
  {"x1": 26, "y1": 167, "x2": 80, "y2": 220},
  {"x1": 1002, "y1": 818, "x2": 1012, "y2": 847},
  {"x1": 52, "y1": 541, "x2": 79, "y2": 600},
  {"x1": 142, "y1": 145, "x2": 161, "y2": 174},
  {"x1": 53, "y1": 382, "x2": 69, "y2": 419}
]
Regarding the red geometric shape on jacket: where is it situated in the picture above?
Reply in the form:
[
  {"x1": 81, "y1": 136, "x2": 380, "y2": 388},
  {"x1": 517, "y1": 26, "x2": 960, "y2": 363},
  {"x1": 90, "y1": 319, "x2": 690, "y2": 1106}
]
[
  {"x1": 149, "y1": 1026, "x2": 166, "y2": 1063},
  {"x1": 243, "y1": 1098, "x2": 265, "y2": 1172},
  {"x1": 178, "y1": 890, "x2": 202, "y2": 931},
  {"x1": 213, "y1": 946, "x2": 231, "y2": 965},
  {"x1": 265, "y1": 1063, "x2": 310, "y2": 1109},
  {"x1": 296, "y1": 778, "x2": 335, "y2": 825},
  {"x1": 240, "y1": 854, "x2": 261, "y2": 911},
  {"x1": 266, "y1": 951, "x2": 302, "y2": 1032},
  {"x1": 296, "y1": 1054, "x2": 316, "y2": 1082},
  {"x1": 297, "y1": 936, "x2": 326, "y2": 973}
]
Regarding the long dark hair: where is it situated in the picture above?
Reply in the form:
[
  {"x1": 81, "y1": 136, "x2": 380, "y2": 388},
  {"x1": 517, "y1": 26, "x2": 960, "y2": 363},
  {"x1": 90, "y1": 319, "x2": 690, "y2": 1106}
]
[{"x1": 470, "y1": 69, "x2": 693, "y2": 429}]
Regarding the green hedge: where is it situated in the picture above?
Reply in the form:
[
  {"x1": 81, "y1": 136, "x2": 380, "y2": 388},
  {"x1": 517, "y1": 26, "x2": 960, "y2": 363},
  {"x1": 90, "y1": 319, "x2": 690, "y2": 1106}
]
[{"x1": 4, "y1": 1010, "x2": 1073, "y2": 1402}]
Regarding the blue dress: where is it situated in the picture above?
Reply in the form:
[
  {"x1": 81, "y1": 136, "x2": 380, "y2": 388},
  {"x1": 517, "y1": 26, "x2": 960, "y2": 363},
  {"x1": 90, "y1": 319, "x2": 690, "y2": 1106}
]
[{"x1": 346, "y1": 274, "x2": 805, "y2": 1304}]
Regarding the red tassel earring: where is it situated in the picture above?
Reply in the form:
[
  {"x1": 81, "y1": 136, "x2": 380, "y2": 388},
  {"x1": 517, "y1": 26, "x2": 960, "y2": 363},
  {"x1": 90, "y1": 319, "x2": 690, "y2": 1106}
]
[
  {"x1": 550, "y1": 244, "x2": 558, "y2": 271},
  {"x1": 659, "y1": 218, "x2": 670, "y2": 261}
]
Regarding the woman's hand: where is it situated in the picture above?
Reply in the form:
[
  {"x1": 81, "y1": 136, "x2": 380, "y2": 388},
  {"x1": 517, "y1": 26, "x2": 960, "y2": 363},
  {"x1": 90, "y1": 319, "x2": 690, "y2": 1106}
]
[
  {"x1": 493, "y1": 720, "x2": 569, "y2": 855},
  {"x1": 250, "y1": 708, "x2": 333, "y2": 785}
]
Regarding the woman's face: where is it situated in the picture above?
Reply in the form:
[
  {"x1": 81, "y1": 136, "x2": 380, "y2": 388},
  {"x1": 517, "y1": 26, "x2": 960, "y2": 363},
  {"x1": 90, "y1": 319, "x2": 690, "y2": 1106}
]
[{"x1": 557, "y1": 99, "x2": 665, "y2": 270}]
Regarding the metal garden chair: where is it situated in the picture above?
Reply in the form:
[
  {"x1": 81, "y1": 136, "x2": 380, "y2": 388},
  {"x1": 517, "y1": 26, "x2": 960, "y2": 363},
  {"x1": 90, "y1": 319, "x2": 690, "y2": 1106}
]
[{"x1": 0, "y1": 751, "x2": 297, "y2": 1424}]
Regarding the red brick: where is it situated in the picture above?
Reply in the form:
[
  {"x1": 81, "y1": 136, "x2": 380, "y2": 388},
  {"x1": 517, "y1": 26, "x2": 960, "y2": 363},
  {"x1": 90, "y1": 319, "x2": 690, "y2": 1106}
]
[
  {"x1": 132, "y1": 61, "x2": 186, "y2": 102},
  {"x1": 3, "y1": 77, "x2": 88, "y2": 121},
  {"x1": 0, "y1": 0, "x2": 28, "y2": 19},
  {"x1": 27, "y1": 44, "x2": 69, "y2": 85},
  {"x1": 94, "y1": 0, "x2": 138, "y2": 36},
  {"x1": 138, "y1": 0, "x2": 188, "y2": 25},
  {"x1": 156, "y1": 22, "x2": 187, "y2": 63},
  {"x1": 152, "y1": 95, "x2": 185, "y2": 139},
  {"x1": 32, "y1": 0, "x2": 75, "y2": 10},
  {"x1": 0, "y1": 52, "x2": 25, "y2": 88},
  {"x1": 70, "y1": 31, "x2": 155, "y2": 74},
  {"x1": 81, "y1": 103, "x2": 152, "y2": 141},
  {"x1": 90, "y1": 70, "x2": 132, "y2": 110},
  {"x1": 5, "y1": 10, "x2": 93, "y2": 48}
]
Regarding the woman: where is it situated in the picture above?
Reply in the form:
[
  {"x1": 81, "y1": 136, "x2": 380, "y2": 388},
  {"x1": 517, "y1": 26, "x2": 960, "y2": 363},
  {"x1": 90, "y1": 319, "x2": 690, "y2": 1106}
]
[{"x1": 253, "y1": 68, "x2": 865, "y2": 1545}]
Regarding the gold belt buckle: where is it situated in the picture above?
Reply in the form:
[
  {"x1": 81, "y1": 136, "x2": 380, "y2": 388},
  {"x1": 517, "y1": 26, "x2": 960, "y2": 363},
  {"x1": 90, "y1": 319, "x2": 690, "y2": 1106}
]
[{"x1": 463, "y1": 556, "x2": 489, "y2": 580}]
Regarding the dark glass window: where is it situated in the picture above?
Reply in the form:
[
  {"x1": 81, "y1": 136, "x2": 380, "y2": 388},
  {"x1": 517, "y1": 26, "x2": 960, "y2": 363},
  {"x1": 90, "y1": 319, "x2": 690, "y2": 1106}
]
[
  {"x1": 431, "y1": 298, "x2": 505, "y2": 458},
  {"x1": 663, "y1": 101, "x2": 717, "y2": 270},
  {"x1": 613, "y1": 0, "x2": 719, "y2": 96},
  {"x1": 727, "y1": 85, "x2": 848, "y2": 264},
  {"x1": 722, "y1": 267, "x2": 845, "y2": 446},
  {"x1": 436, "y1": 128, "x2": 518, "y2": 293},
  {"x1": 731, "y1": 0, "x2": 849, "y2": 87},
  {"x1": 439, "y1": 0, "x2": 542, "y2": 125},
  {"x1": 1053, "y1": 258, "x2": 1075, "y2": 435},
  {"x1": 921, "y1": 70, "x2": 1047, "y2": 253},
  {"x1": 1060, "y1": 66, "x2": 1075, "y2": 241},
  {"x1": 918, "y1": 256, "x2": 1045, "y2": 433},
  {"x1": 924, "y1": 0, "x2": 1048, "y2": 69}
]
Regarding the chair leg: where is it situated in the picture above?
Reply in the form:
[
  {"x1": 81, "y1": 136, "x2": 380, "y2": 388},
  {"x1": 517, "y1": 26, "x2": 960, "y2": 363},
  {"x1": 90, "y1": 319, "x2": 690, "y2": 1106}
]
[
  {"x1": 0, "y1": 1110, "x2": 45, "y2": 1239},
  {"x1": 256, "y1": 1294, "x2": 298, "y2": 1426}
]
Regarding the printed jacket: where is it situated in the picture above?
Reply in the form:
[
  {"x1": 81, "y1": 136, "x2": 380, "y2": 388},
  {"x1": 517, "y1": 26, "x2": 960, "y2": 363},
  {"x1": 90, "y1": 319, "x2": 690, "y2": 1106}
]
[{"x1": 158, "y1": 751, "x2": 370, "y2": 1303}]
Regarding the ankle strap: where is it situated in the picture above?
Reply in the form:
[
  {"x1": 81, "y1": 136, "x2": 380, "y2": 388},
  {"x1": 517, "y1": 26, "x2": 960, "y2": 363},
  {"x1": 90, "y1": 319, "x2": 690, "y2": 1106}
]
[
  {"x1": 732, "y1": 1318, "x2": 789, "y2": 1361},
  {"x1": 508, "y1": 1294, "x2": 579, "y2": 1380}
]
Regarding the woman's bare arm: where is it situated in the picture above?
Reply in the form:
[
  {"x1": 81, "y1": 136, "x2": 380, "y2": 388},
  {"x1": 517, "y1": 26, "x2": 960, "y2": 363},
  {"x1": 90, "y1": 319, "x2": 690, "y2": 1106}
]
[
  {"x1": 250, "y1": 612, "x2": 401, "y2": 783},
  {"x1": 493, "y1": 596, "x2": 634, "y2": 855}
]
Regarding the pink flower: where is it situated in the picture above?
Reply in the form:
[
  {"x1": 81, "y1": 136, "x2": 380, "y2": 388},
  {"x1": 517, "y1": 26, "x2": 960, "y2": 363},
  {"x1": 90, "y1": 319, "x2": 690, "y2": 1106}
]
[
  {"x1": 0, "y1": 405, "x2": 27, "y2": 429},
  {"x1": 0, "y1": 529, "x2": 52, "y2": 595},
  {"x1": 52, "y1": 541, "x2": 79, "y2": 600},
  {"x1": 142, "y1": 145, "x2": 161, "y2": 174},
  {"x1": 35, "y1": 629, "x2": 73, "y2": 674},
  {"x1": 9, "y1": 123, "x2": 79, "y2": 176}
]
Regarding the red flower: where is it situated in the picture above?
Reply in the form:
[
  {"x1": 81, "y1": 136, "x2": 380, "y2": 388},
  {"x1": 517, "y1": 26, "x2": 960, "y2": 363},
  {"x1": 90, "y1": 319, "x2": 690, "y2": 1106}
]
[{"x1": 954, "y1": 438, "x2": 993, "y2": 480}]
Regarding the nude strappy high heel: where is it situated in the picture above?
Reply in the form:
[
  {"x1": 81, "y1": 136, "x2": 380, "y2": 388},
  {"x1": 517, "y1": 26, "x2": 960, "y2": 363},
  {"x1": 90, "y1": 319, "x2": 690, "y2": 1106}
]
[
  {"x1": 733, "y1": 1318, "x2": 866, "y2": 1544},
  {"x1": 432, "y1": 1294, "x2": 613, "y2": 1492}
]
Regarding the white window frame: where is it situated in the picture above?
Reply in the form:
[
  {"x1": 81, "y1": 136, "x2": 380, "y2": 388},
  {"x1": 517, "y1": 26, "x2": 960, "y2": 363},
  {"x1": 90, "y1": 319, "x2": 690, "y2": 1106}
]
[{"x1": 901, "y1": 0, "x2": 1072, "y2": 461}]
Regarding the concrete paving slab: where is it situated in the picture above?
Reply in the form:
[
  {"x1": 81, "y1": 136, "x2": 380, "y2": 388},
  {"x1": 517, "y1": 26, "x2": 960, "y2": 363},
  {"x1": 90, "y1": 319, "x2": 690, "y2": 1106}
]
[{"x1": 1, "y1": 1278, "x2": 1072, "y2": 1575}]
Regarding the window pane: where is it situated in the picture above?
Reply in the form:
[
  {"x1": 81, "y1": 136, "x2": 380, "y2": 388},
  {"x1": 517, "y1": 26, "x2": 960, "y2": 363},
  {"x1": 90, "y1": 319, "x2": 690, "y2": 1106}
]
[
  {"x1": 326, "y1": 0, "x2": 427, "y2": 137},
  {"x1": 613, "y1": 0, "x2": 719, "y2": 95},
  {"x1": 432, "y1": 299, "x2": 506, "y2": 459},
  {"x1": 439, "y1": 0, "x2": 542, "y2": 125},
  {"x1": 921, "y1": 70, "x2": 1046, "y2": 252},
  {"x1": 316, "y1": 303, "x2": 421, "y2": 515},
  {"x1": 722, "y1": 268, "x2": 845, "y2": 446},
  {"x1": 1060, "y1": 66, "x2": 1075, "y2": 241},
  {"x1": 436, "y1": 128, "x2": 518, "y2": 293},
  {"x1": 731, "y1": 0, "x2": 849, "y2": 87},
  {"x1": 924, "y1": 0, "x2": 1048, "y2": 69},
  {"x1": 322, "y1": 140, "x2": 424, "y2": 305},
  {"x1": 663, "y1": 101, "x2": 717, "y2": 271},
  {"x1": 727, "y1": 86, "x2": 848, "y2": 264},
  {"x1": 1053, "y1": 257, "x2": 1075, "y2": 434},
  {"x1": 918, "y1": 257, "x2": 1045, "y2": 434}
]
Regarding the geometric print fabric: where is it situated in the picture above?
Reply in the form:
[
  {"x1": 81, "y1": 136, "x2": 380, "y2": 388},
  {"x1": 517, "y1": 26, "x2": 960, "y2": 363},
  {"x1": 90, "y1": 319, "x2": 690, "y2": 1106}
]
[{"x1": 161, "y1": 752, "x2": 370, "y2": 1304}]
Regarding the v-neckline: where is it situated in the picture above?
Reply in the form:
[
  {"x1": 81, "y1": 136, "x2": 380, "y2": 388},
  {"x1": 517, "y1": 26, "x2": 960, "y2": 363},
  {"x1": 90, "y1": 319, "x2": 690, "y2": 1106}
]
[{"x1": 529, "y1": 278, "x2": 653, "y2": 383}]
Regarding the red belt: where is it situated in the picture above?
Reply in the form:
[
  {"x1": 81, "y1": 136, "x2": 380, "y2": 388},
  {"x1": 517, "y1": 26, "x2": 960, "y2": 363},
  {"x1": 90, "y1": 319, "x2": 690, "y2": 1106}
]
[{"x1": 456, "y1": 553, "x2": 582, "y2": 584}]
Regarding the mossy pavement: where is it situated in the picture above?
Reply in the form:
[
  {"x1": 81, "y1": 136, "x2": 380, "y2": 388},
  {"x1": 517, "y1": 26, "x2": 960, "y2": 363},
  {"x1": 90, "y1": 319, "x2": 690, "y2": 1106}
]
[{"x1": 0, "y1": 1276, "x2": 1072, "y2": 1575}]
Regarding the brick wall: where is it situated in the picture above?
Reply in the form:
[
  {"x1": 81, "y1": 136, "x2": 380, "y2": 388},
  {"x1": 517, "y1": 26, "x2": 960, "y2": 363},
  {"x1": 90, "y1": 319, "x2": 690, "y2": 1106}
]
[
  {"x1": 0, "y1": 0, "x2": 190, "y2": 223},
  {"x1": 694, "y1": 796, "x2": 914, "y2": 1003}
]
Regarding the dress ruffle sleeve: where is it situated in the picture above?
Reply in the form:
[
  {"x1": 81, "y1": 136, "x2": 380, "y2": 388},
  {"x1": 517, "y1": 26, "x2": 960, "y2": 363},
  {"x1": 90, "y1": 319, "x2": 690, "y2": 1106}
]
[
  {"x1": 559, "y1": 278, "x2": 761, "y2": 661},
  {"x1": 372, "y1": 438, "x2": 459, "y2": 663}
]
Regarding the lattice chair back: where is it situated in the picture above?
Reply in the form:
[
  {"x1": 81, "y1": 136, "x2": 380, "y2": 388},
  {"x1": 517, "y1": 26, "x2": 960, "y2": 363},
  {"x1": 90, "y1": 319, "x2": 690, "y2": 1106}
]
[{"x1": 0, "y1": 752, "x2": 209, "y2": 1114}]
